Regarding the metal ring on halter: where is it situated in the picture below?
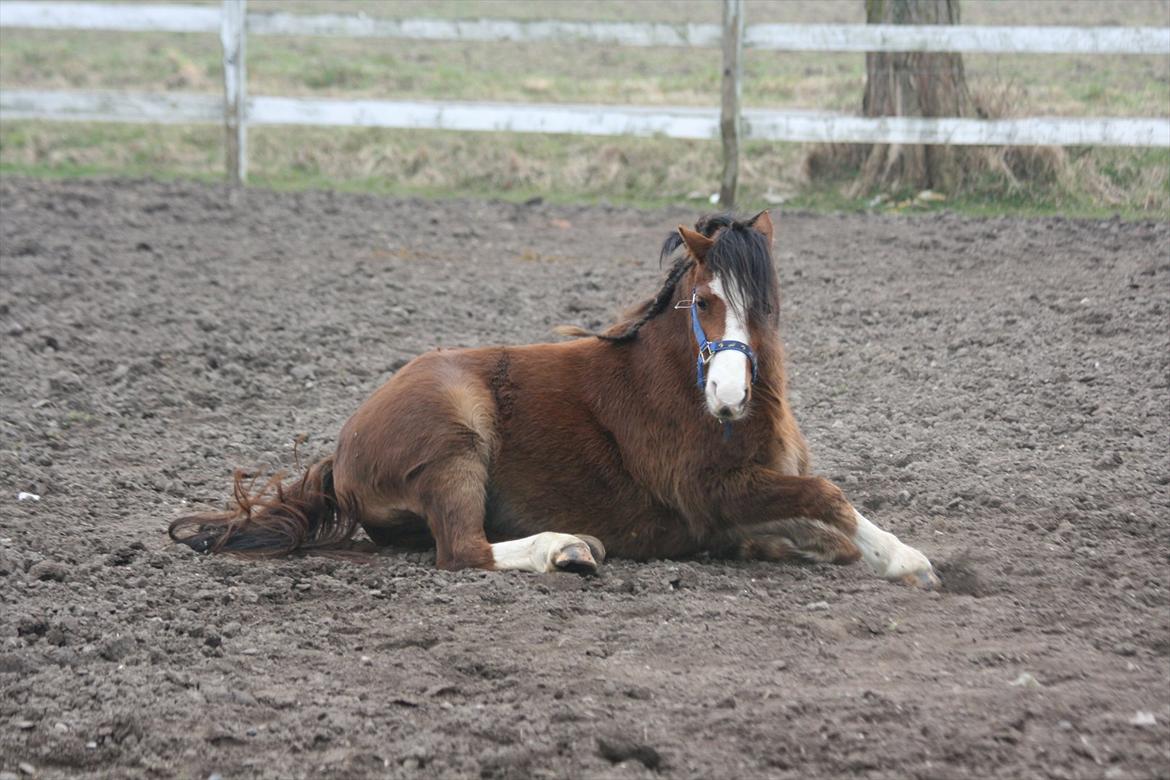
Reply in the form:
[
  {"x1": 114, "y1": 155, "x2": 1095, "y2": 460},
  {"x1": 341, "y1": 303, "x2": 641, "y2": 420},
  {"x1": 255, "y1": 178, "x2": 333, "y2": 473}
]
[{"x1": 681, "y1": 287, "x2": 758, "y2": 391}]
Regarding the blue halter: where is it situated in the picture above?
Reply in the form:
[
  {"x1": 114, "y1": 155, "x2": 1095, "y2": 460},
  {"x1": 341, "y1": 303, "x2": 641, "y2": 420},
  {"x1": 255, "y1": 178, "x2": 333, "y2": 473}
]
[{"x1": 678, "y1": 287, "x2": 759, "y2": 391}]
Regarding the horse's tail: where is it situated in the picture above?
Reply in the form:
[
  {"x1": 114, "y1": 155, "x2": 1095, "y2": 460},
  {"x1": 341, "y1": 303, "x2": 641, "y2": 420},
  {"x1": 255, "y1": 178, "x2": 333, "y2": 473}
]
[{"x1": 169, "y1": 456, "x2": 355, "y2": 556}]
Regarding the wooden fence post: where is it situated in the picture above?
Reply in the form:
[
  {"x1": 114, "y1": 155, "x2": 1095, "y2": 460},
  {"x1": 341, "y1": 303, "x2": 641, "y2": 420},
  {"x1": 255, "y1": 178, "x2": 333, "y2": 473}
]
[
  {"x1": 221, "y1": 0, "x2": 246, "y2": 187},
  {"x1": 719, "y1": 0, "x2": 744, "y2": 209}
]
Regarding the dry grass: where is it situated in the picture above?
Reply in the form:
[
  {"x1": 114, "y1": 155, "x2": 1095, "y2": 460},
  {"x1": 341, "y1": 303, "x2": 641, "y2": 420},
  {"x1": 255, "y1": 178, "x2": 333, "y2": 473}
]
[
  {"x1": 801, "y1": 70, "x2": 1169, "y2": 214},
  {"x1": 0, "y1": 0, "x2": 1167, "y2": 216},
  {"x1": 0, "y1": 121, "x2": 804, "y2": 207}
]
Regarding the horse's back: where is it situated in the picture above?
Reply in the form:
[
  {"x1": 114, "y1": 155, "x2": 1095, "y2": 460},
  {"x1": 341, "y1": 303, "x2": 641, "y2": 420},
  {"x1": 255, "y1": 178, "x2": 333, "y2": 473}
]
[{"x1": 331, "y1": 341, "x2": 591, "y2": 515}]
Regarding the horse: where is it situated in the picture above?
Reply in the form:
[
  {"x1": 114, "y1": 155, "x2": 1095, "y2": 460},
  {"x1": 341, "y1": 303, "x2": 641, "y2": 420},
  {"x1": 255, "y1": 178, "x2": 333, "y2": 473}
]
[{"x1": 170, "y1": 211, "x2": 938, "y2": 588}]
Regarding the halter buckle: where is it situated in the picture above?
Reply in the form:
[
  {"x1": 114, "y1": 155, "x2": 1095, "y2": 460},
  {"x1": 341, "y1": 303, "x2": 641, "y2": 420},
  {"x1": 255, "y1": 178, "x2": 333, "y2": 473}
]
[
  {"x1": 698, "y1": 343, "x2": 715, "y2": 363},
  {"x1": 674, "y1": 293, "x2": 696, "y2": 310}
]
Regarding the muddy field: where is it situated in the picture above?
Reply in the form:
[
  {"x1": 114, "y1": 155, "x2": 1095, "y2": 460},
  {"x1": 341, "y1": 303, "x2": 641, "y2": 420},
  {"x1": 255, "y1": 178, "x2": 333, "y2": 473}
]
[{"x1": 1, "y1": 177, "x2": 1167, "y2": 779}]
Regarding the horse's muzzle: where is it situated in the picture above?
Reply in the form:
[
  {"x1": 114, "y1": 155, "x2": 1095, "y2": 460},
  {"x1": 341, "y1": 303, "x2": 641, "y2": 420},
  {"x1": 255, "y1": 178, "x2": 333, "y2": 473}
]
[{"x1": 707, "y1": 378, "x2": 749, "y2": 421}]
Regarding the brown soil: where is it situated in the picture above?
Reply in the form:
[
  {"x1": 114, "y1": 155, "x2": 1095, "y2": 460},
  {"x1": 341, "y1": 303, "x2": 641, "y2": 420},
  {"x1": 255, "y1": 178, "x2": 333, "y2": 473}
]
[{"x1": 1, "y1": 178, "x2": 1168, "y2": 780}]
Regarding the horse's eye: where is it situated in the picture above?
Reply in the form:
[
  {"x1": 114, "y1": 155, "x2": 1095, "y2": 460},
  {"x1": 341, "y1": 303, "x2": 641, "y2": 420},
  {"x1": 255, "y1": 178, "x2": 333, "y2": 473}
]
[{"x1": 696, "y1": 298, "x2": 709, "y2": 311}]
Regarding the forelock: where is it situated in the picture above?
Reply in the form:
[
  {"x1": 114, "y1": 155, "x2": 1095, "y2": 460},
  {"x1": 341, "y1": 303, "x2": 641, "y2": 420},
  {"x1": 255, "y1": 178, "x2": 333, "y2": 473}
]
[{"x1": 663, "y1": 213, "x2": 778, "y2": 325}]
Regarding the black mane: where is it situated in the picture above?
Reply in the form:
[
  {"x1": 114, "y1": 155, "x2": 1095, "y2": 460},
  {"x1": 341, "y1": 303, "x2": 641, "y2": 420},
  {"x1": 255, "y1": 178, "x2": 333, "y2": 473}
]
[
  {"x1": 589, "y1": 212, "x2": 778, "y2": 344},
  {"x1": 659, "y1": 212, "x2": 779, "y2": 327}
]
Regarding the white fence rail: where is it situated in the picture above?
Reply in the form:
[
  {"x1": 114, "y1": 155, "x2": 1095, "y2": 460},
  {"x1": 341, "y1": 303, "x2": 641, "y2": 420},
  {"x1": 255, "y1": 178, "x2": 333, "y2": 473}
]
[
  {"x1": 6, "y1": 90, "x2": 1166, "y2": 149},
  {"x1": 2, "y1": 1, "x2": 1169, "y2": 199},
  {"x1": 3, "y1": 2, "x2": 1168, "y2": 53}
]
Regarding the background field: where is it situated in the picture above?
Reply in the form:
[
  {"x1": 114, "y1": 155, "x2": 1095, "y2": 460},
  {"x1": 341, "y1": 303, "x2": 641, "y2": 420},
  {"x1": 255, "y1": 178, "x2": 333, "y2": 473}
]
[{"x1": 1, "y1": 0, "x2": 1168, "y2": 216}]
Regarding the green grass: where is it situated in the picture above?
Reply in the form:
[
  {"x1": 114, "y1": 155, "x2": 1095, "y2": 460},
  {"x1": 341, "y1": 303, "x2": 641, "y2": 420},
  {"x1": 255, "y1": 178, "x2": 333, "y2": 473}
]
[{"x1": 0, "y1": 1, "x2": 1168, "y2": 218}]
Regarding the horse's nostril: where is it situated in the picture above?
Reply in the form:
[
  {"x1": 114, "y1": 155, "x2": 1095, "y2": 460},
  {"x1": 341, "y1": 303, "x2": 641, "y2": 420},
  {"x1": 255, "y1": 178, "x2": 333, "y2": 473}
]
[{"x1": 717, "y1": 406, "x2": 733, "y2": 419}]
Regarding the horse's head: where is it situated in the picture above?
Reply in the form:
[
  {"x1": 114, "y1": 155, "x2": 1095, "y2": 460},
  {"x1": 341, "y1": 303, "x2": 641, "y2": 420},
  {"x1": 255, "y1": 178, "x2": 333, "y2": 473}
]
[{"x1": 673, "y1": 211, "x2": 778, "y2": 422}]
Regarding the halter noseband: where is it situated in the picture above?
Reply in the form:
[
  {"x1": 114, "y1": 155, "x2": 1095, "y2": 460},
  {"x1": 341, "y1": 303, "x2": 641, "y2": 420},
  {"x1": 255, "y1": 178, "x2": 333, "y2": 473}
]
[{"x1": 675, "y1": 287, "x2": 759, "y2": 391}]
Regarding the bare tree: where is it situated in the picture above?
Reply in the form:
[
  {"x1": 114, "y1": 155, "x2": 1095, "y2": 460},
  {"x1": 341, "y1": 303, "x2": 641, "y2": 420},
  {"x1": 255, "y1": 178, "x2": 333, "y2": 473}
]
[
  {"x1": 855, "y1": 0, "x2": 973, "y2": 193},
  {"x1": 805, "y1": 0, "x2": 1067, "y2": 201}
]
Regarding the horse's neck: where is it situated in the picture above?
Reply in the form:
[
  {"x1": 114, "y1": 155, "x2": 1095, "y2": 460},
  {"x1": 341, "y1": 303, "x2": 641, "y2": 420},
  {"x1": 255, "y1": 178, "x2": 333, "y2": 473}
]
[
  {"x1": 753, "y1": 324, "x2": 789, "y2": 396},
  {"x1": 576, "y1": 312, "x2": 790, "y2": 511},
  {"x1": 626, "y1": 310, "x2": 702, "y2": 407}
]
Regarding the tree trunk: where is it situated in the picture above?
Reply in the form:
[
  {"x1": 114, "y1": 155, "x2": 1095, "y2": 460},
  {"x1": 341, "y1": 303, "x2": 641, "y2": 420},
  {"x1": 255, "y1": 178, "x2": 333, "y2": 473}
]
[{"x1": 855, "y1": 0, "x2": 972, "y2": 194}]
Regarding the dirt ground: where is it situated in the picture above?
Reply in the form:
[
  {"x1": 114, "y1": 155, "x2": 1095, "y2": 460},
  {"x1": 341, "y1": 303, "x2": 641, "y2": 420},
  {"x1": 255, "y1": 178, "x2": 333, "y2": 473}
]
[{"x1": 1, "y1": 177, "x2": 1167, "y2": 779}]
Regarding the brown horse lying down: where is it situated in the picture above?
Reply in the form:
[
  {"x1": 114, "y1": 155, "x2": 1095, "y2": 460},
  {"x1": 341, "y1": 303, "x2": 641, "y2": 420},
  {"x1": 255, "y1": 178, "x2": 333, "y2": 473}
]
[{"x1": 172, "y1": 211, "x2": 938, "y2": 588}]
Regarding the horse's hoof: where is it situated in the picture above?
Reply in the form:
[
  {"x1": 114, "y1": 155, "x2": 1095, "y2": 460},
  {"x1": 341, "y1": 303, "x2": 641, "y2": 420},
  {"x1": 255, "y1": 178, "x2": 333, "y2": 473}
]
[
  {"x1": 900, "y1": 567, "x2": 941, "y2": 590},
  {"x1": 553, "y1": 539, "x2": 599, "y2": 575},
  {"x1": 574, "y1": 534, "x2": 607, "y2": 565}
]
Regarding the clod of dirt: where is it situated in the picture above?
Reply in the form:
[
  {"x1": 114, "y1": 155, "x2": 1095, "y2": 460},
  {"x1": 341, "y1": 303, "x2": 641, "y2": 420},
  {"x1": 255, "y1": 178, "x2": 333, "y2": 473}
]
[
  {"x1": 205, "y1": 729, "x2": 244, "y2": 746},
  {"x1": 27, "y1": 560, "x2": 68, "y2": 582},
  {"x1": 478, "y1": 749, "x2": 533, "y2": 779},
  {"x1": 1094, "y1": 452, "x2": 1124, "y2": 470},
  {"x1": 400, "y1": 746, "x2": 431, "y2": 769},
  {"x1": 44, "y1": 625, "x2": 67, "y2": 647},
  {"x1": 597, "y1": 734, "x2": 663, "y2": 770},
  {"x1": 48, "y1": 370, "x2": 83, "y2": 394},
  {"x1": 0, "y1": 654, "x2": 32, "y2": 674},
  {"x1": 1009, "y1": 672, "x2": 1042, "y2": 689},
  {"x1": 935, "y1": 551, "x2": 989, "y2": 597},
  {"x1": 98, "y1": 636, "x2": 134, "y2": 662},
  {"x1": 624, "y1": 685, "x2": 653, "y2": 700},
  {"x1": 105, "y1": 547, "x2": 138, "y2": 567},
  {"x1": 17, "y1": 616, "x2": 48, "y2": 638},
  {"x1": 0, "y1": 550, "x2": 23, "y2": 576},
  {"x1": 289, "y1": 365, "x2": 316, "y2": 381}
]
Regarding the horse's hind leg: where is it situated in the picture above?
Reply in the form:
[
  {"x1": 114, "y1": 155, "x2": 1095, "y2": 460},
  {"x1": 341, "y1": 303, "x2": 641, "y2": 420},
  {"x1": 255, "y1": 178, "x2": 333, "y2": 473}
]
[
  {"x1": 362, "y1": 511, "x2": 432, "y2": 550},
  {"x1": 415, "y1": 454, "x2": 495, "y2": 570},
  {"x1": 417, "y1": 455, "x2": 604, "y2": 574},
  {"x1": 489, "y1": 533, "x2": 605, "y2": 575}
]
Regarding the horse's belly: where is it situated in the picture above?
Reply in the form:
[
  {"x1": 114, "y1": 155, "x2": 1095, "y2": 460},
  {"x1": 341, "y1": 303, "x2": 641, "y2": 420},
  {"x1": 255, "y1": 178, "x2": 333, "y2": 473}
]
[{"x1": 483, "y1": 463, "x2": 695, "y2": 560}]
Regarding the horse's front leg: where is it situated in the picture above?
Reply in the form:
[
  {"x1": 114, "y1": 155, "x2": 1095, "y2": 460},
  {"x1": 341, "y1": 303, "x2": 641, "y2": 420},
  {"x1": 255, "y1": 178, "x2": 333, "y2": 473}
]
[
  {"x1": 720, "y1": 472, "x2": 939, "y2": 588},
  {"x1": 849, "y1": 507, "x2": 938, "y2": 588}
]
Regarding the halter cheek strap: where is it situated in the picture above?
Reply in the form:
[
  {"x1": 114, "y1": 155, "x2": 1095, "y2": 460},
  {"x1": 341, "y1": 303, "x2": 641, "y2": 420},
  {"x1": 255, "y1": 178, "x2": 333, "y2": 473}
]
[{"x1": 682, "y1": 287, "x2": 759, "y2": 390}]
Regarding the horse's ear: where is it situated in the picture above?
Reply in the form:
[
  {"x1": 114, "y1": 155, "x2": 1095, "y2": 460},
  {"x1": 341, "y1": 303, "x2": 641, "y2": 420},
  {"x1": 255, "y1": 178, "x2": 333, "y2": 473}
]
[
  {"x1": 749, "y1": 210, "x2": 774, "y2": 250},
  {"x1": 677, "y1": 225, "x2": 714, "y2": 263}
]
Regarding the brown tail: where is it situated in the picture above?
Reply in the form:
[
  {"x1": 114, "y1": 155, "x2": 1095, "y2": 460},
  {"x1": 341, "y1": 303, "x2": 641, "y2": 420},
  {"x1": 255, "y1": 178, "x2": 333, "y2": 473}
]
[{"x1": 169, "y1": 456, "x2": 355, "y2": 556}]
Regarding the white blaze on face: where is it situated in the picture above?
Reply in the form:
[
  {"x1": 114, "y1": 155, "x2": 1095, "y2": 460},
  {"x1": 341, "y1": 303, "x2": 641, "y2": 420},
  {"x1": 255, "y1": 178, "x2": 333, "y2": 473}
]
[{"x1": 705, "y1": 275, "x2": 751, "y2": 419}]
